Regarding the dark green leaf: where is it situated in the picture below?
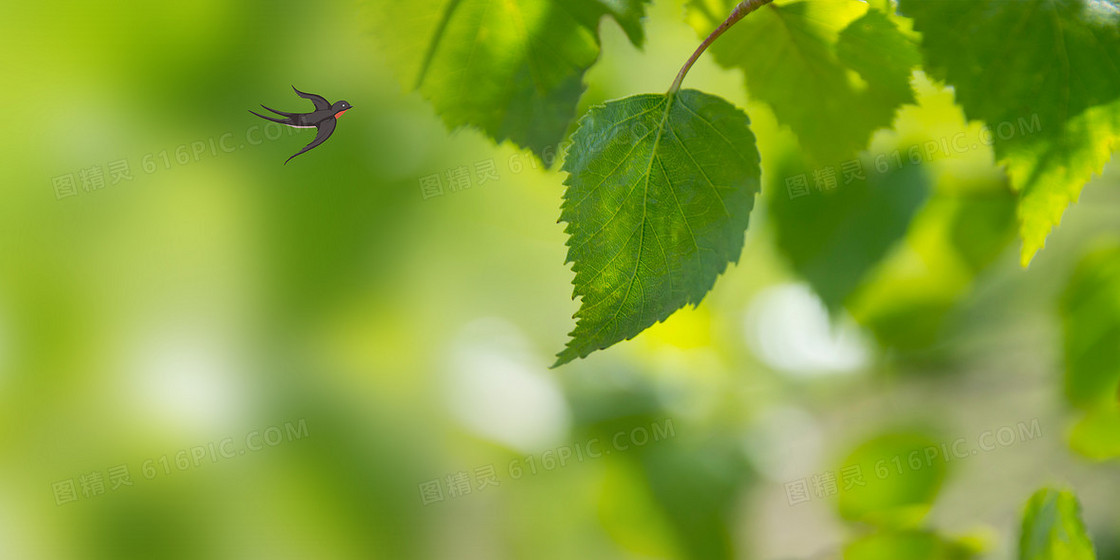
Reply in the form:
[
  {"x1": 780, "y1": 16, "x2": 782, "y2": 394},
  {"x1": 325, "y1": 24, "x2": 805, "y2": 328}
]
[
  {"x1": 371, "y1": 0, "x2": 650, "y2": 158},
  {"x1": 768, "y1": 152, "x2": 930, "y2": 311},
  {"x1": 898, "y1": 0, "x2": 1120, "y2": 266}
]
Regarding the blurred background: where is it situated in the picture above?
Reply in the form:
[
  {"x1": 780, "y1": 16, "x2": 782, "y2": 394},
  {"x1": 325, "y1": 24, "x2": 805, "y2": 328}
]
[{"x1": 1, "y1": 1, "x2": 1118, "y2": 559}]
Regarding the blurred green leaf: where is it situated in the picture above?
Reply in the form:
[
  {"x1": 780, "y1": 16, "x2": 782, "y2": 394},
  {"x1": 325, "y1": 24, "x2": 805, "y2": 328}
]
[
  {"x1": 638, "y1": 440, "x2": 748, "y2": 560},
  {"x1": 370, "y1": 0, "x2": 650, "y2": 158},
  {"x1": 768, "y1": 153, "x2": 930, "y2": 311},
  {"x1": 1061, "y1": 243, "x2": 1120, "y2": 409},
  {"x1": 843, "y1": 77, "x2": 1019, "y2": 353},
  {"x1": 1020, "y1": 488, "x2": 1097, "y2": 560},
  {"x1": 845, "y1": 530, "x2": 978, "y2": 560},
  {"x1": 847, "y1": 184, "x2": 1018, "y2": 352},
  {"x1": 685, "y1": 0, "x2": 918, "y2": 162},
  {"x1": 556, "y1": 90, "x2": 760, "y2": 365},
  {"x1": 898, "y1": 0, "x2": 1120, "y2": 266},
  {"x1": 1061, "y1": 242, "x2": 1120, "y2": 459},
  {"x1": 837, "y1": 431, "x2": 947, "y2": 528}
]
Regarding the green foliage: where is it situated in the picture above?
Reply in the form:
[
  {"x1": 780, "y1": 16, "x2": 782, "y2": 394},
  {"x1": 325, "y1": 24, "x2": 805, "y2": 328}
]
[
  {"x1": 898, "y1": 0, "x2": 1120, "y2": 266},
  {"x1": 1019, "y1": 488, "x2": 1097, "y2": 560},
  {"x1": 1061, "y1": 243, "x2": 1120, "y2": 459},
  {"x1": 841, "y1": 78, "x2": 1019, "y2": 351},
  {"x1": 686, "y1": 0, "x2": 919, "y2": 163},
  {"x1": 767, "y1": 76, "x2": 1020, "y2": 351},
  {"x1": 555, "y1": 90, "x2": 760, "y2": 365},
  {"x1": 373, "y1": 0, "x2": 1118, "y2": 364},
  {"x1": 370, "y1": 0, "x2": 651, "y2": 157}
]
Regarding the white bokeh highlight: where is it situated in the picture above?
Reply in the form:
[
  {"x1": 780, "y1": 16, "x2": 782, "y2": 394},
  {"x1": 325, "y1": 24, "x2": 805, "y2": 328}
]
[
  {"x1": 745, "y1": 283, "x2": 870, "y2": 377},
  {"x1": 444, "y1": 317, "x2": 570, "y2": 454},
  {"x1": 127, "y1": 324, "x2": 250, "y2": 438},
  {"x1": 742, "y1": 405, "x2": 825, "y2": 483}
]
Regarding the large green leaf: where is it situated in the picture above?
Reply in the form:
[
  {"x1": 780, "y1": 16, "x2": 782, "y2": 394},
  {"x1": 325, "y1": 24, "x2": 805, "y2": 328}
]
[
  {"x1": 1061, "y1": 243, "x2": 1120, "y2": 459},
  {"x1": 1020, "y1": 488, "x2": 1097, "y2": 560},
  {"x1": 898, "y1": 0, "x2": 1120, "y2": 266},
  {"x1": 556, "y1": 90, "x2": 760, "y2": 365},
  {"x1": 685, "y1": 0, "x2": 919, "y2": 162},
  {"x1": 370, "y1": 0, "x2": 650, "y2": 158}
]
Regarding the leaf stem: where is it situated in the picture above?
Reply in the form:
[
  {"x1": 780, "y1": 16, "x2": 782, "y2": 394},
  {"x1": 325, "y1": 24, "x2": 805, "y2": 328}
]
[{"x1": 669, "y1": 0, "x2": 775, "y2": 93}]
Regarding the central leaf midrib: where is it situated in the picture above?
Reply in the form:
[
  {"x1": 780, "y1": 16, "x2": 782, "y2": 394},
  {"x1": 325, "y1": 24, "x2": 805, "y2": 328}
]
[{"x1": 591, "y1": 93, "x2": 675, "y2": 342}]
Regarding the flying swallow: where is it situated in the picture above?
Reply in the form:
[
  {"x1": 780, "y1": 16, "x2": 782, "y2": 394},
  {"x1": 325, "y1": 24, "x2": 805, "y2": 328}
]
[{"x1": 250, "y1": 87, "x2": 353, "y2": 164}]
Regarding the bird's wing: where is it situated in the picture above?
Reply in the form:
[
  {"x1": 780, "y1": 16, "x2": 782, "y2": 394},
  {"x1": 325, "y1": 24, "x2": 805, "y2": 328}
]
[
  {"x1": 285, "y1": 118, "x2": 337, "y2": 164},
  {"x1": 292, "y1": 86, "x2": 331, "y2": 111}
]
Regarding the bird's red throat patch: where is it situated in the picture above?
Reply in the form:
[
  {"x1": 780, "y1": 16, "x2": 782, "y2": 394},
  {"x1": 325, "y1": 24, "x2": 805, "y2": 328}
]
[{"x1": 335, "y1": 110, "x2": 348, "y2": 118}]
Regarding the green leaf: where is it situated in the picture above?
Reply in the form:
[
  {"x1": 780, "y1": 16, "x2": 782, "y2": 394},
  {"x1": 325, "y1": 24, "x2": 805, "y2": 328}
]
[
  {"x1": 768, "y1": 152, "x2": 931, "y2": 311},
  {"x1": 370, "y1": 0, "x2": 650, "y2": 158},
  {"x1": 685, "y1": 0, "x2": 919, "y2": 162},
  {"x1": 1061, "y1": 242, "x2": 1120, "y2": 459},
  {"x1": 898, "y1": 0, "x2": 1120, "y2": 266},
  {"x1": 837, "y1": 431, "x2": 947, "y2": 528},
  {"x1": 1020, "y1": 488, "x2": 1097, "y2": 560},
  {"x1": 555, "y1": 90, "x2": 760, "y2": 365}
]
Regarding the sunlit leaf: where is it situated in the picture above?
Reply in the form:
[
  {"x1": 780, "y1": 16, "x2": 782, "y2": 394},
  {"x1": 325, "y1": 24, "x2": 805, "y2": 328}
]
[
  {"x1": 685, "y1": 0, "x2": 919, "y2": 162},
  {"x1": 370, "y1": 0, "x2": 650, "y2": 158},
  {"x1": 1020, "y1": 488, "x2": 1097, "y2": 560},
  {"x1": 555, "y1": 90, "x2": 760, "y2": 365},
  {"x1": 898, "y1": 0, "x2": 1120, "y2": 266}
]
